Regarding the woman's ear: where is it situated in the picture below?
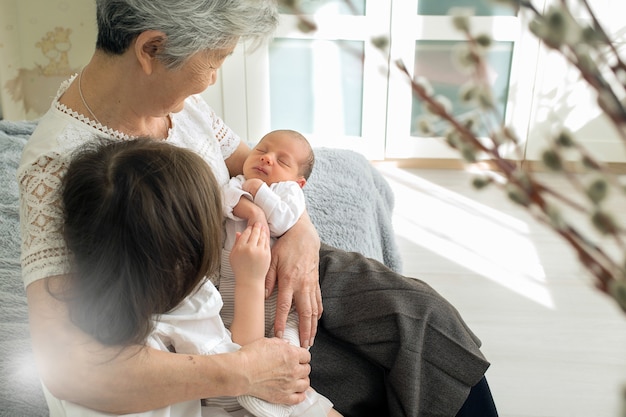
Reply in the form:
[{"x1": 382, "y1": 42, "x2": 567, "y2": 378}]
[{"x1": 134, "y1": 30, "x2": 167, "y2": 75}]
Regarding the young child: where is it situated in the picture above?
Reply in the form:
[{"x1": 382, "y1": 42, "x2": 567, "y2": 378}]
[
  {"x1": 58, "y1": 138, "x2": 338, "y2": 417},
  {"x1": 218, "y1": 130, "x2": 314, "y2": 351}
]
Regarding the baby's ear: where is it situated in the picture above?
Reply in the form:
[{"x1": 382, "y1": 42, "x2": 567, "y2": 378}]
[{"x1": 296, "y1": 177, "x2": 307, "y2": 189}]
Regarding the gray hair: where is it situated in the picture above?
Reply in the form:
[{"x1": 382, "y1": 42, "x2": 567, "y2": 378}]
[{"x1": 95, "y1": 0, "x2": 279, "y2": 69}]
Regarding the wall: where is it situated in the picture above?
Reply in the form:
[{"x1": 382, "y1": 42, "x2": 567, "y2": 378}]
[
  {"x1": 0, "y1": 0, "x2": 98, "y2": 120},
  {"x1": 0, "y1": 0, "x2": 225, "y2": 121}
]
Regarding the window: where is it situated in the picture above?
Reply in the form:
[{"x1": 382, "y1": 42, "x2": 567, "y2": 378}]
[
  {"x1": 224, "y1": 1, "x2": 391, "y2": 159},
  {"x1": 385, "y1": 0, "x2": 541, "y2": 159},
  {"x1": 218, "y1": 0, "x2": 543, "y2": 161},
  {"x1": 268, "y1": 38, "x2": 364, "y2": 137}
]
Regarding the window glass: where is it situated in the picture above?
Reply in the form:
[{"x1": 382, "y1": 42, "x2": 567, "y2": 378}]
[
  {"x1": 269, "y1": 39, "x2": 364, "y2": 136},
  {"x1": 411, "y1": 40, "x2": 514, "y2": 137},
  {"x1": 279, "y1": 0, "x2": 366, "y2": 16},
  {"x1": 417, "y1": 0, "x2": 516, "y2": 16}
]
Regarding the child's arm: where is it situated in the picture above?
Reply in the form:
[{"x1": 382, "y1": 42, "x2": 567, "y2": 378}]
[{"x1": 229, "y1": 222, "x2": 271, "y2": 345}]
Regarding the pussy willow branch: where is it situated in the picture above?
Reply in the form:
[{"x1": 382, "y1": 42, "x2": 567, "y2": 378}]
[
  {"x1": 580, "y1": 0, "x2": 626, "y2": 74},
  {"x1": 516, "y1": 1, "x2": 626, "y2": 248},
  {"x1": 394, "y1": 52, "x2": 624, "y2": 294},
  {"x1": 396, "y1": 62, "x2": 512, "y2": 169},
  {"x1": 282, "y1": 0, "x2": 626, "y2": 296},
  {"x1": 395, "y1": 49, "x2": 598, "y2": 223},
  {"x1": 537, "y1": 2, "x2": 626, "y2": 143}
]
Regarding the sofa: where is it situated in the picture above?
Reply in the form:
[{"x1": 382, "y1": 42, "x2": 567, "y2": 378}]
[{"x1": 0, "y1": 119, "x2": 400, "y2": 416}]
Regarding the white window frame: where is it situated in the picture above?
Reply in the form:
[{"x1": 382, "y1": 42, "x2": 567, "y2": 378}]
[
  {"x1": 220, "y1": 2, "x2": 392, "y2": 159},
  {"x1": 385, "y1": 0, "x2": 544, "y2": 160}
]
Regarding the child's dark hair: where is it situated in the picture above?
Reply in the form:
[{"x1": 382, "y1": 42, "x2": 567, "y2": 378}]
[{"x1": 61, "y1": 138, "x2": 223, "y2": 346}]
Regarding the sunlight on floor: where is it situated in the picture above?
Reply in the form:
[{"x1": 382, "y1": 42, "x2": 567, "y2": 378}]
[{"x1": 378, "y1": 165, "x2": 555, "y2": 309}]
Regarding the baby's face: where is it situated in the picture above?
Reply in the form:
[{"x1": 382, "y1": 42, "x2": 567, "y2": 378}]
[{"x1": 243, "y1": 132, "x2": 307, "y2": 186}]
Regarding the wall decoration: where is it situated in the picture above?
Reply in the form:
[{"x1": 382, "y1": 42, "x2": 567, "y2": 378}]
[
  {"x1": 4, "y1": 27, "x2": 78, "y2": 117},
  {"x1": 0, "y1": 0, "x2": 96, "y2": 120}
]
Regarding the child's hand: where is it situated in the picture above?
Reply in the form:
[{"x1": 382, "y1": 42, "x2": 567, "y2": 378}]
[{"x1": 230, "y1": 222, "x2": 271, "y2": 286}]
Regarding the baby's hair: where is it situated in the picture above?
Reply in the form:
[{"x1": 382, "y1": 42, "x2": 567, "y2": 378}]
[
  {"x1": 62, "y1": 138, "x2": 223, "y2": 346},
  {"x1": 292, "y1": 131, "x2": 315, "y2": 180}
]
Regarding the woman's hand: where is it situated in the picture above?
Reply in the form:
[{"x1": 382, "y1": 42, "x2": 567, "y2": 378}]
[
  {"x1": 266, "y1": 211, "x2": 322, "y2": 348},
  {"x1": 236, "y1": 337, "x2": 312, "y2": 404}
]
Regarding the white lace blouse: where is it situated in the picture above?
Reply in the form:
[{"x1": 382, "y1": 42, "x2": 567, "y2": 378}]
[{"x1": 17, "y1": 75, "x2": 241, "y2": 288}]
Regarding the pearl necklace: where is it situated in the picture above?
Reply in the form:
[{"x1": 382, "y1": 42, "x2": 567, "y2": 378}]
[{"x1": 77, "y1": 68, "x2": 170, "y2": 139}]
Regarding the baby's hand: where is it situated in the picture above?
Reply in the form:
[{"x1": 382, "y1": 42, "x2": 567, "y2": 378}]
[
  {"x1": 230, "y1": 222, "x2": 271, "y2": 285},
  {"x1": 242, "y1": 178, "x2": 265, "y2": 196},
  {"x1": 246, "y1": 205, "x2": 269, "y2": 234}
]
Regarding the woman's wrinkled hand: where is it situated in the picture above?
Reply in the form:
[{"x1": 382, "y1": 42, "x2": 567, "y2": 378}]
[
  {"x1": 266, "y1": 213, "x2": 322, "y2": 348},
  {"x1": 237, "y1": 337, "x2": 312, "y2": 404}
]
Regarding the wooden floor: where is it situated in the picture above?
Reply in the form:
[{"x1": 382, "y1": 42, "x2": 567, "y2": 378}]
[{"x1": 376, "y1": 166, "x2": 626, "y2": 417}]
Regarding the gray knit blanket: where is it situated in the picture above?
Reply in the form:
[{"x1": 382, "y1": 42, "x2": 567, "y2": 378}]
[{"x1": 0, "y1": 120, "x2": 400, "y2": 416}]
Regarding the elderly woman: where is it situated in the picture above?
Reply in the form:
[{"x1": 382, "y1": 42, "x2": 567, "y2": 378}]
[{"x1": 18, "y1": 1, "x2": 497, "y2": 416}]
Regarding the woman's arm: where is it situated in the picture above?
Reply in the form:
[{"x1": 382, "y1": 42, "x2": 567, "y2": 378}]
[
  {"x1": 267, "y1": 212, "x2": 322, "y2": 348},
  {"x1": 27, "y1": 275, "x2": 311, "y2": 413},
  {"x1": 225, "y1": 140, "x2": 251, "y2": 177},
  {"x1": 225, "y1": 141, "x2": 323, "y2": 348}
]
